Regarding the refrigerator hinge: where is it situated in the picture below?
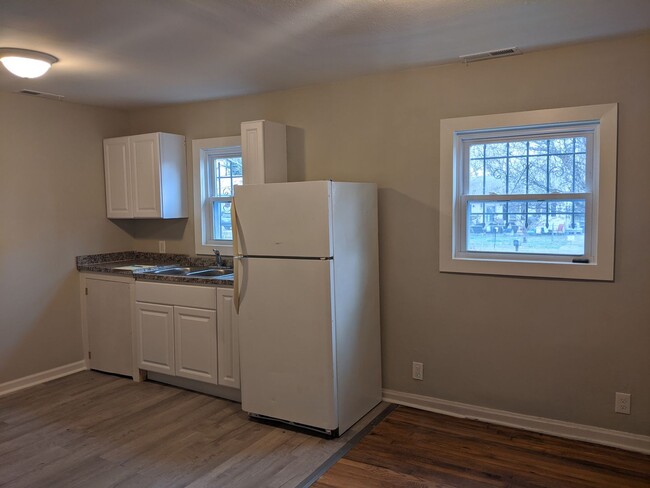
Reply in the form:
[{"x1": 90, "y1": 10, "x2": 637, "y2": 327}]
[{"x1": 85, "y1": 287, "x2": 88, "y2": 295}]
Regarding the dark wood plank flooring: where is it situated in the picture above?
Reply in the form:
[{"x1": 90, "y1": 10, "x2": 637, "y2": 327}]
[
  {"x1": 0, "y1": 371, "x2": 387, "y2": 488},
  {"x1": 314, "y1": 405, "x2": 650, "y2": 487}
]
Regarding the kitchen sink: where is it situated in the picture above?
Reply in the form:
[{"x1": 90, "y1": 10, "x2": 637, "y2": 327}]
[
  {"x1": 150, "y1": 266, "x2": 233, "y2": 277},
  {"x1": 151, "y1": 267, "x2": 194, "y2": 275},
  {"x1": 188, "y1": 268, "x2": 234, "y2": 277}
]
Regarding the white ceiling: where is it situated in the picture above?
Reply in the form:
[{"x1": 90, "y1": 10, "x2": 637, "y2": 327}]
[{"x1": 1, "y1": 0, "x2": 649, "y2": 108}]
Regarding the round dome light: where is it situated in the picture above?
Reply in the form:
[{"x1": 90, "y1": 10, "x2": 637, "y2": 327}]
[{"x1": 0, "y1": 48, "x2": 58, "y2": 79}]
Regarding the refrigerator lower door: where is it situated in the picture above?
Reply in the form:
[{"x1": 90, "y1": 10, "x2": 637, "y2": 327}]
[{"x1": 238, "y1": 257, "x2": 338, "y2": 431}]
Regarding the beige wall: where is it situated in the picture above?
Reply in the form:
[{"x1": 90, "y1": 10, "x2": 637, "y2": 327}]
[
  {"x1": 128, "y1": 33, "x2": 650, "y2": 435},
  {"x1": 0, "y1": 93, "x2": 133, "y2": 383}
]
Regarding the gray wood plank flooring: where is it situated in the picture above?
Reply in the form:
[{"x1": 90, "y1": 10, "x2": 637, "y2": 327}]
[{"x1": 0, "y1": 371, "x2": 387, "y2": 488}]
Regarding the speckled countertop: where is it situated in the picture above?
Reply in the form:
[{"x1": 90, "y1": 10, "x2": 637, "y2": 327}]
[{"x1": 76, "y1": 251, "x2": 234, "y2": 286}]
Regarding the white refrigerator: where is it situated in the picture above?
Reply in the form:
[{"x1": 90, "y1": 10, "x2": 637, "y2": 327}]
[{"x1": 232, "y1": 181, "x2": 382, "y2": 436}]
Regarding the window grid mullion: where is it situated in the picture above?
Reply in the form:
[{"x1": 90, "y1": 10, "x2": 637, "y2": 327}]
[
  {"x1": 545, "y1": 139, "x2": 550, "y2": 227},
  {"x1": 572, "y1": 138, "x2": 576, "y2": 227},
  {"x1": 482, "y1": 144, "x2": 486, "y2": 195},
  {"x1": 463, "y1": 192, "x2": 588, "y2": 202}
]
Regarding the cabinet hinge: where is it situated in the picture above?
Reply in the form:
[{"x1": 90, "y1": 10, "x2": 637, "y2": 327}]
[
  {"x1": 85, "y1": 287, "x2": 88, "y2": 295},
  {"x1": 88, "y1": 351, "x2": 91, "y2": 359}
]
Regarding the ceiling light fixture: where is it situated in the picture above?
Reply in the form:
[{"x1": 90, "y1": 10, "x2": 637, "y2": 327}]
[{"x1": 0, "y1": 48, "x2": 59, "y2": 78}]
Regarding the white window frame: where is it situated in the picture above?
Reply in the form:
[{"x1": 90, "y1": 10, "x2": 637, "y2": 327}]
[
  {"x1": 439, "y1": 104, "x2": 617, "y2": 281},
  {"x1": 192, "y1": 136, "x2": 241, "y2": 255}
]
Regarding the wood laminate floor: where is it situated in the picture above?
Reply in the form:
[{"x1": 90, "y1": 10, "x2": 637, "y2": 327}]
[
  {"x1": 0, "y1": 371, "x2": 387, "y2": 488},
  {"x1": 314, "y1": 405, "x2": 650, "y2": 487}
]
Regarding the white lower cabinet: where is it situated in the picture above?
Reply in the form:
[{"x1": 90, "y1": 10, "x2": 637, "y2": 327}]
[
  {"x1": 135, "y1": 302, "x2": 175, "y2": 375},
  {"x1": 82, "y1": 274, "x2": 135, "y2": 378},
  {"x1": 135, "y1": 282, "x2": 237, "y2": 389},
  {"x1": 217, "y1": 288, "x2": 240, "y2": 389},
  {"x1": 174, "y1": 306, "x2": 217, "y2": 382}
]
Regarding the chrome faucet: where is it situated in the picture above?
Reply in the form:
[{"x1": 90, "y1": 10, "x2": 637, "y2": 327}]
[{"x1": 212, "y1": 249, "x2": 223, "y2": 267}]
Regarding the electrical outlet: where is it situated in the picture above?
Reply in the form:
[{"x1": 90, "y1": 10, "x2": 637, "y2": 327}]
[
  {"x1": 412, "y1": 362, "x2": 423, "y2": 381},
  {"x1": 615, "y1": 392, "x2": 631, "y2": 414},
  {"x1": 158, "y1": 240, "x2": 166, "y2": 253}
]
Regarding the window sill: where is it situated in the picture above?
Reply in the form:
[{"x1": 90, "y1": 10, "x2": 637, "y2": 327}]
[{"x1": 440, "y1": 256, "x2": 612, "y2": 281}]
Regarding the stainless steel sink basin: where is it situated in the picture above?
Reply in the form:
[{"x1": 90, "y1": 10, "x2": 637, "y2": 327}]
[
  {"x1": 150, "y1": 267, "x2": 194, "y2": 275},
  {"x1": 188, "y1": 268, "x2": 234, "y2": 277},
  {"x1": 150, "y1": 266, "x2": 233, "y2": 277}
]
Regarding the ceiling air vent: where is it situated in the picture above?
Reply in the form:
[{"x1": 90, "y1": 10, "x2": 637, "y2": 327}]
[
  {"x1": 460, "y1": 47, "x2": 521, "y2": 64},
  {"x1": 19, "y1": 89, "x2": 65, "y2": 101}
]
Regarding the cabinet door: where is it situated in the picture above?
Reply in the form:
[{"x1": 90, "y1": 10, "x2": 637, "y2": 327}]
[
  {"x1": 130, "y1": 133, "x2": 162, "y2": 218},
  {"x1": 136, "y1": 302, "x2": 174, "y2": 374},
  {"x1": 104, "y1": 137, "x2": 133, "y2": 218},
  {"x1": 86, "y1": 278, "x2": 133, "y2": 376},
  {"x1": 241, "y1": 120, "x2": 287, "y2": 185},
  {"x1": 174, "y1": 306, "x2": 218, "y2": 383},
  {"x1": 217, "y1": 288, "x2": 240, "y2": 389}
]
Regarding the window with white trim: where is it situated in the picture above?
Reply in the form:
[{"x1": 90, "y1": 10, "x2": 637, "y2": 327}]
[
  {"x1": 192, "y1": 136, "x2": 242, "y2": 255},
  {"x1": 439, "y1": 104, "x2": 617, "y2": 280}
]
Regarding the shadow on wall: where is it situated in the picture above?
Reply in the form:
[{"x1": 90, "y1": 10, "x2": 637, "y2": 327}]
[
  {"x1": 125, "y1": 218, "x2": 188, "y2": 241},
  {"x1": 286, "y1": 125, "x2": 306, "y2": 182},
  {"x1": 109, "y1": 219, "x2": 137, "y2": 237},
  {"x1": 108, "y1": 217, "x2": 189, "y2": 254},
  {"x1": 0, "y1": 269, "x2": 84, "y2": 384},
  {"x1": 376, "y1": 187, "x2": 439, "y2": 388}
]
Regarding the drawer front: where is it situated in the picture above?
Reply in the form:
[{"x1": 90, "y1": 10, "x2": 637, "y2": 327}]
[{"x1": 135, "y1": 281, "x2": 216, "y2": 309}]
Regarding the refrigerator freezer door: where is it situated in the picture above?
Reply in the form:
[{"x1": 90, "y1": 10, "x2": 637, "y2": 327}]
[
  {"x1": 238, "y1": 257, "x2": 338, "y2": 430},
  {"x1": 234, "y1": 181, "x2": 332, "y2": 258}
]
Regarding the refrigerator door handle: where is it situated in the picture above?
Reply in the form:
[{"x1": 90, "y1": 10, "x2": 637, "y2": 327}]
[
  {"x1": 233, "y1": 256, "x2": 241, "y2": 313},
  {"x1": 232, "y1": 197, "x2": 241, "y2": 313},
  {"x1": 232, "y1": 196, "x2": 240, "y2": 257}
]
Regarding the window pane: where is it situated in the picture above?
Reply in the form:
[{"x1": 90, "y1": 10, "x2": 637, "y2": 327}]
[
  {"x1": 529, "y1": 140, "x2": 548, "y2": 155},
  {"x1": 485, "y1": 142, "x2": 508, "y2": 158},
  {"x1": 466, "y1": 199, "x2": 585, "y2": 255},
  {"x1": 210, "y1": 157, "x2": 243, "y2": 198},
  {"x1": 508, "y1": 141, "x2": 527, "y2": 156},
  {"x1": 468, "y1": 158, "x2": 484, "y2": 195},
  {"x1": 528, "y1": 156, "x2": 548, "y2": 193},
  {"x1": 484, "y1": 158, "x2": 507, "y2": 194},
  {"x1": 470, "y1": 144, "x2": 484, "y2": 159},
  {"x1": 467, "y1": 137, "x2": 588, "y2": 196},
  {"x1": 212, "y1": 200, "x2": 232, "y2": 241},
  {"x1": 549, "y1": 155, "x2": 572, "y2": 192},
  {"x1": 549, "y1": 138, "x2": 574, "y2": 154},
  {"x1": 508, "y1": 157, "x2": 527, "y2": 194},
  {"x1": 574, "y1": 153, "x2": 587, "y2": 192},
  {"x1": 468, "y1": 202, "x2": 485, "y2": 232}
]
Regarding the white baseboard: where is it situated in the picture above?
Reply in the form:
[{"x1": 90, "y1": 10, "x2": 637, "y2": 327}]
[
  {"x1": 383, "y1": 389, "x2": 650, "y2": 455},
  {"x1": 0, "y1": 361, "x2": 87, "y2": 398}
]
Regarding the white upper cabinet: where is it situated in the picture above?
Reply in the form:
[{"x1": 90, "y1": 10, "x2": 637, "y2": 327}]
[
  {"x1": 104, "y1": 132, "x2": 188, "y2": 219},
  {"x1": 104, "y1": 137, "x2": 132, "y2": 218},
  {"x1": 241, "y1": 120, "x2": 287, "y2": 185}
]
